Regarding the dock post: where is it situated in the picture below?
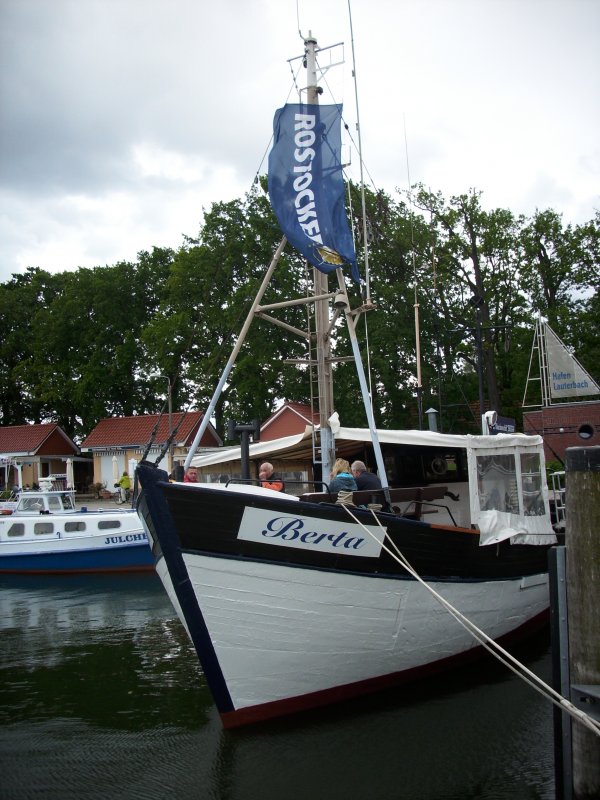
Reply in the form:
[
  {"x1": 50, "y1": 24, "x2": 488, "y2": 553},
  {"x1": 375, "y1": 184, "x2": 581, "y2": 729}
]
[
  {"x1": 549, "y1": 544, "x2": 572, "y2": 800},
  {"x1": 565, "y1": 445, "x2": 600, "y2": 799}
]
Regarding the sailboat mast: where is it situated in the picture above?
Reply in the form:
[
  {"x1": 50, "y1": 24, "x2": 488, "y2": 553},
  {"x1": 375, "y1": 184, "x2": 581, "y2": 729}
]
[
  {"x1": 539, "y1": 318, "x2": 551, "y2": 407},
  {"x1": 305, "y1": 33, "x2": 336, "y2": 480}
]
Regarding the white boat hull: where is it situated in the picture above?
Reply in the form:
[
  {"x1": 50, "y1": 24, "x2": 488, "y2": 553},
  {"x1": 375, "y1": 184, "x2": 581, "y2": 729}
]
[
  {"x1": 0, "y1": 510, "x2": 153, "y2": 573},
  {"x1": 156, "y1": 551, "x2": 549, "y2": 723}
]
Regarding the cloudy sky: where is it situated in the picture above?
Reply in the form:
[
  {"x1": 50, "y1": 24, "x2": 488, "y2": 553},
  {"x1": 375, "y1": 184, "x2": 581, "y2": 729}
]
[{"x1": 1, "y1": 0, "x2": 598, "y2": 283}]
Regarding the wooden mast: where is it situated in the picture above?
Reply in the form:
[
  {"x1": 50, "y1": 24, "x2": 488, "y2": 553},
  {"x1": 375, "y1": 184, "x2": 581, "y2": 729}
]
[{"x1": 305, "y1": 33, "x2": 336, "y2": 480}]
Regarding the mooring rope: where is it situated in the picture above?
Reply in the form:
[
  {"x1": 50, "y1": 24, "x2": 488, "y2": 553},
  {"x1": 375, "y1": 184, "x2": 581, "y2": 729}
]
[{"x1": 340, "y1": 503, "x2": 600, "y2": 737}]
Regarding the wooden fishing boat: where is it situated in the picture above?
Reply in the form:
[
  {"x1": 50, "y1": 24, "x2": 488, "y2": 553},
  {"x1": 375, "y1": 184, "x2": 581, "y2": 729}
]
[
  {"x1": 137, "y1": 423, "x2": 555, "y2": 727},
  {"x1": 136, "y1": 31, "x2": 557, "y2": 727}
]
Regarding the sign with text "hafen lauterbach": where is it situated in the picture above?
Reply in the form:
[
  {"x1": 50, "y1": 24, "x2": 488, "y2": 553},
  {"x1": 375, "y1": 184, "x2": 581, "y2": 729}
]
[
  {"x1": 268, "y1": 103, "x2": 359, "y2": 282},
  {"x1": 545, "y1": 324, "x2": 600, "y2": 400}
]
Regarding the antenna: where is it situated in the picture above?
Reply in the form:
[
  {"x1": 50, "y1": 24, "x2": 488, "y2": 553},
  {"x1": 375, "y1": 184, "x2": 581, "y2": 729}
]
[{"x1": 403, "y1": 115, "x2": 423, "y2": 429}]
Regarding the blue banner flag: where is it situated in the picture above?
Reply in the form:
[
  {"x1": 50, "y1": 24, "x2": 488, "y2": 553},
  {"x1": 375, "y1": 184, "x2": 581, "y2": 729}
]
[{"x1": 268, "y1": 103, "x2": 359, "y2": 282}]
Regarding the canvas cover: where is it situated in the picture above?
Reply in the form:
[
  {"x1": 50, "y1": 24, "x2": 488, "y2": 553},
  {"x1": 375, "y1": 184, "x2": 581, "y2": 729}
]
[{"x1": 191, "y1": 427, "x2": 555, "y2": 546}]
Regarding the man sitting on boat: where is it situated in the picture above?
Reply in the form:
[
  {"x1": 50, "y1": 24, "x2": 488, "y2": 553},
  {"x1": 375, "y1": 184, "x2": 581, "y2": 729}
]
[
  {"x1": 258, "y1": 462, "x2": 284, "y2": 491},
  {"x1": 351, "y1": 460, "x2": 382, "y2": 490}
]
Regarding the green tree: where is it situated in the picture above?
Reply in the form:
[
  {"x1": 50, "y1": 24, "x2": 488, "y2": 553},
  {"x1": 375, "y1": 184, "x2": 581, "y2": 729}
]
[
  {"x1": 0, "y1": 268, "x2": 64, "y2": 425},
  {"x1": 2, "y1": 187, "x2": 596, "y2": 441},
  {"x1": 7, "y1": 250, "x2": 173, "y2": 439},
  {"x1": 411, "y1": 188, "x2": 535, "y2": 428},
  {"x1": 142, "y1": 187, "x2": 313, "y2": 440}
]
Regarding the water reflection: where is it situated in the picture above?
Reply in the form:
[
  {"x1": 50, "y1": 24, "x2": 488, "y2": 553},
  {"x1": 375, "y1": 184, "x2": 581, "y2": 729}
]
[
  {"x1": 0, "y1": 574, "x2": 212, "y2": 731},
  {"x1": 0, "y1": 575, "x2": 554, "y2": 800},
  {"x1": 207, "y1": 632, "x2": 554, "y2": 800}
]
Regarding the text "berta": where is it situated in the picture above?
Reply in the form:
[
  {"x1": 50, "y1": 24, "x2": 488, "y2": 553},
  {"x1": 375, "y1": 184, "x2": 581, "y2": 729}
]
[{"x1": 262, "y1": 516, "x2": 365, "y2": 550}]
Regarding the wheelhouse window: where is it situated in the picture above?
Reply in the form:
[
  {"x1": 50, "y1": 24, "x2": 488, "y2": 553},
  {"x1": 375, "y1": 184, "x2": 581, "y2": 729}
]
[
  {"x1": 520, "y1": 452, "x2": 545, "y2": 516},
  {"x1": 21, "y1": 498, "x2": 44, "y2": 512},
  {"x1": 477, "y1": 454, "x2": 518, "y2": 513}
]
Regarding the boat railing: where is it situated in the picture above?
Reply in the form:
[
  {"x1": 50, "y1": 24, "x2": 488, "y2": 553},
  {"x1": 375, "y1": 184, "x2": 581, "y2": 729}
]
[
  {"x1": 298, "y1": 485, "x2": 459, "y2": 524},
  {"x1": 220, "y1": 479, "x2": 460, "y2": 523}
]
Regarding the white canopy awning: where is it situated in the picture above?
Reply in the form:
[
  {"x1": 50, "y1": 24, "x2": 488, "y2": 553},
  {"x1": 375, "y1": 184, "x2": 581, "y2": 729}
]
[
  {"x1": 191, "y1": 428, "x2": 315, "y2": 468},
  {"x1": 191, "y1": 425, "x2": 543, "y2": 468}
]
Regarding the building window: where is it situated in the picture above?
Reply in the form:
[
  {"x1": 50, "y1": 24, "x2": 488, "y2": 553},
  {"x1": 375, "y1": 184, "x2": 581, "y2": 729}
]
[{"x1": 578, "y1": 424, "x2": 594, "y2": 440}]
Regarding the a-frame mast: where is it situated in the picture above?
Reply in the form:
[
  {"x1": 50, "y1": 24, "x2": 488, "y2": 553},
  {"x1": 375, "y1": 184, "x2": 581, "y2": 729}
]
[{"x1": 184, "y1": 31, "x2": 391, "y2": 501}]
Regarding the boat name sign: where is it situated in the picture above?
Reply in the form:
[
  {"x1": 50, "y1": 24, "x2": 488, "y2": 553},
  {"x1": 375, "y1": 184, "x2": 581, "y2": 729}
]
[
  {"x1": 104, "y1": 533, "x2": 148, "y2": 546},
  {"x1": 238, "y1": 507, "x2": 384, "y2": 557}
]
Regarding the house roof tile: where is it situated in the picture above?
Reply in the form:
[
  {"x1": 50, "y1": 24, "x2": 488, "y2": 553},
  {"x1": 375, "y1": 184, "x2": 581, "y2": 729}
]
[
  {"x1": 0, "y1": 423, "x2": 78, "y2": 456},
  {"x1": 81, "y1": 412, "x2": 220, "y2": 449},
  {"x1": 261, "y1": 402, "x2": 319, "y2": 430}
]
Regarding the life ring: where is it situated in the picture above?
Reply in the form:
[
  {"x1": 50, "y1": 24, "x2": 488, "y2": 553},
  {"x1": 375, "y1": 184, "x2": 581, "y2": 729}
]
[
  {"x1": 430, "y1": 457, "x2": 447, "y2": 476},
  {"x1": 0, "y1": 508, "x2": 13, "y2": 515}
]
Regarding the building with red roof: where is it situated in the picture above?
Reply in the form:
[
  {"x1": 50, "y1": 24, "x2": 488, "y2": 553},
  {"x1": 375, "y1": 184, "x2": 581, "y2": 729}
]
[
  {"x1": 0, "y1": 423, "x2": 80, "y2": 491},
  {"x1": 81, "y1": 411, "x2": 221, "y2": 487},
  {"x1": 260, "y1": 402, "x2": 319, "y2": 441}
]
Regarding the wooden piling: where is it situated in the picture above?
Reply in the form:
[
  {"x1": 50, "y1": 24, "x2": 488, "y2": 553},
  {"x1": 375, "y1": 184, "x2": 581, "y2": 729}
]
[{"x1": 565, "y1": 445, "x2": 600, "y2": 799}]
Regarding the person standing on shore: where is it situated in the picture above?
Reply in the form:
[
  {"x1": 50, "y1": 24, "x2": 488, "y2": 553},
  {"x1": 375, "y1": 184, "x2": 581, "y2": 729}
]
[{"x1": 118, "y1": 472, "x2": 131, "y2": 503}]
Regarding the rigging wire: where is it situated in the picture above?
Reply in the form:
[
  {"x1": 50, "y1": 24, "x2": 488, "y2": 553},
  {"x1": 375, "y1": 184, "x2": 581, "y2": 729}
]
[
  {"x1": 340, "y1": 503, "x2": 600, "y2": 739},
  {"x1": 296, "y1": 0, "x2": 303, "y2": 40},
  {"x1": 347, "y1": 0, "x2": 371, "y2": 302},
  {"x1": 251, "y1": 60, "x2": 304, "y2": 188},
  {"x1": 344, "y1": 0, "x2": 377, "y2": 417}
]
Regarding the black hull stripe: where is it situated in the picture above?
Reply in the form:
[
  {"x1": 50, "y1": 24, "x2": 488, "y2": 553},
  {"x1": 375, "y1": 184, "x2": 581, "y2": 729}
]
[{"x1": 137, "y1": 464, "x2": 234, "y2": 714}]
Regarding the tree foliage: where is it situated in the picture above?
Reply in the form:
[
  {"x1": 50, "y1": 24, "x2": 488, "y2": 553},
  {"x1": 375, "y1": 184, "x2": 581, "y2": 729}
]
[{"x1": 0, "y1": 184, "x2": 597, "y2": 441}]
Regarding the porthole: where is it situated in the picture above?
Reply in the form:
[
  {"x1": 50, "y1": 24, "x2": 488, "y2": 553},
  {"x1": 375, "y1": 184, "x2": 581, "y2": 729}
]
[
  {"x1": 98, "y1": 519, "x2": 122, "y2": 530},
  {"x1": 65, "y1": 521, "x2": 86, "y2": 532},
  {"x1": 578, "y1": 423, "x2": 594, "y2": 440},
  {"x1": 34, "y1": 522, "x2": 54, "y2": 535}
]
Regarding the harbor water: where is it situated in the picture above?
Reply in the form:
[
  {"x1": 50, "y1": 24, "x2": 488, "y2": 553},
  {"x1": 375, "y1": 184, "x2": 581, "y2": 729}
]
[{"x1": 0, "y1": 573, "x2": 555, "y2": 800}]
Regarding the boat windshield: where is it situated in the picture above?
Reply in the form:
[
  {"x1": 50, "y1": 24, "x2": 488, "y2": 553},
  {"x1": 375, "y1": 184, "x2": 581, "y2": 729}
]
[
  {"x1": 470, "y1": 446, "x2": 554, "y2": 546},
  {"x1": 61, "y1": 493, "x2": 75, "y2": 511},
  {"x1": 476, "y1": 452, "x2": 545, "y2": 518}
]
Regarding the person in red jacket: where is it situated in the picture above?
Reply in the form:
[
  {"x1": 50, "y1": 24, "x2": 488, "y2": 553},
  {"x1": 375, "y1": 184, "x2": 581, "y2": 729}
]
[
  {"x1": 184, "y1": 467, "x2": 198, "y2": 483},
  {"x1": 258, "y1": 462, "x2": 283, "y2": 491}
]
